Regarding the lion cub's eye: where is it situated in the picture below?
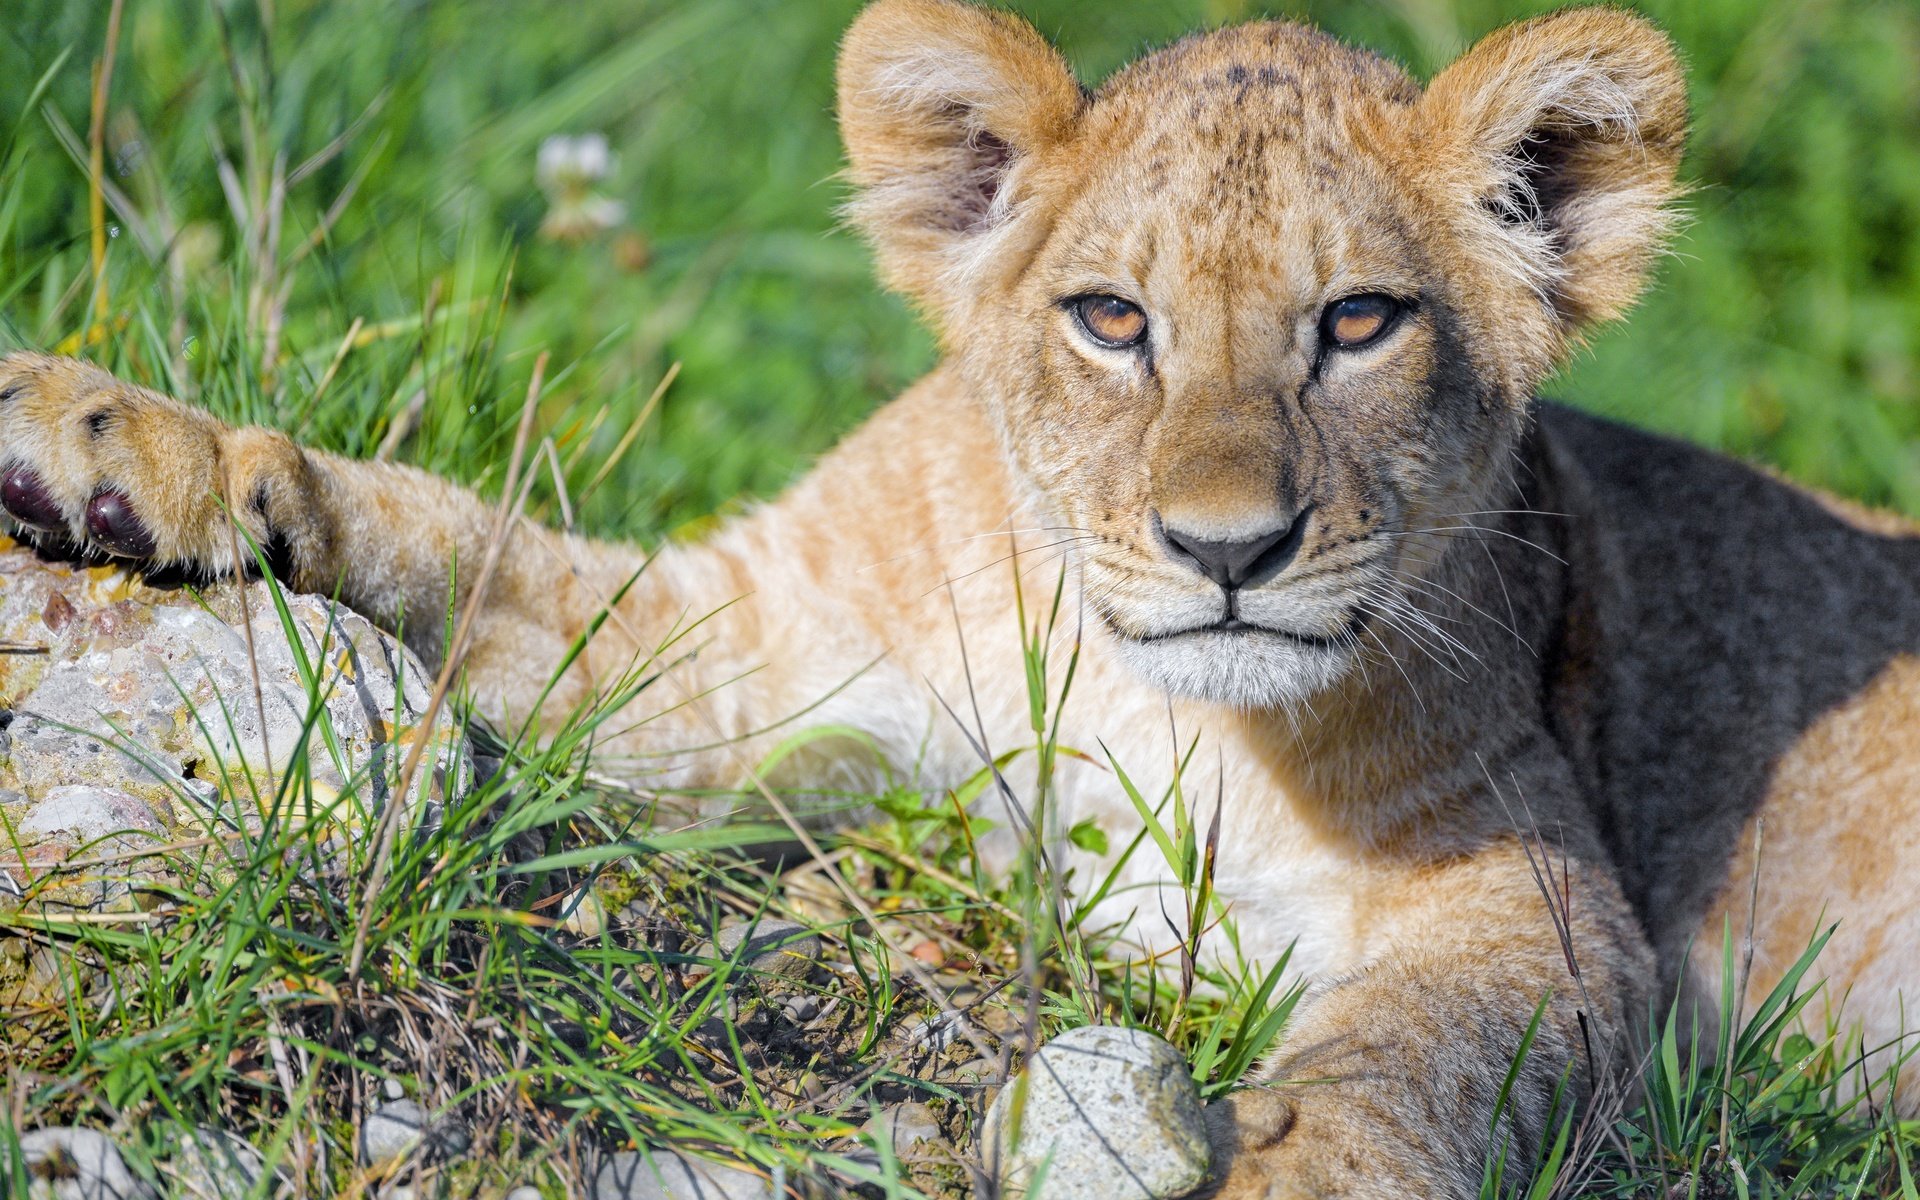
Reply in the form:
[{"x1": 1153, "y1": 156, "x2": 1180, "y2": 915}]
[
  {"x1": 1321, "y1": 294, "x2": 1402, "y2": 349},
  {"x1": 1072, "y1": 295, "x2": 1149, "y2": 349}
]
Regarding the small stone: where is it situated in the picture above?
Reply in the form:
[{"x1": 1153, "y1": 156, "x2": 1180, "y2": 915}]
[
  {"x1": 708, "y1": 919, "x2": 819, "y2": 981},
  {"x1": 357, "y1": 1100, "x2": 469, "y2": 1167},
  {"x1": 947, "y1": 1056, "x2": 998, "y2": 1085},
  {"x1": 165, "y1": 1128, "x2": 267, "y2": 1199},
  {"x1": 591, "y1": 1150, "x2": 770, "y2": 1200},
  {"x1": 781, "y1": 994, "x2": 821, "y2": 1024},
  {"x1": 6, "y1": 1127, "x2": 151, "y2": 1199},
  {"x1": 983, "y1": 1025, "x2": 1211, "y2": 1199},
  {"x1": 865, "y1": 1102, "x2": 944, "y2": 1162},
  {"x1": 360, "y1": 1100, "x2": 426, "y2": 1166},
  {"x1": 901, "y1": 1011, "x2": 962, "y2": 1052},
  {"x1": 560, "y1": 887, "x2": 607, "y2": 937},
  {"x1": 382, "y1": 1077, "x2": 406, "y2": 1101},
  {"x1": 504, "y1": 1188, "x2": 543, "y2": 1200}
]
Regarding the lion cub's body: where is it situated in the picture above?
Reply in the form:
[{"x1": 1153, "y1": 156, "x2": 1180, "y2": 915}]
[
  {"x1": 661, "y1": 377, "x2": 1920, "y2": 1111},
  {"x1": 1, "y1": 1, "x2": 1915, "y2": 1193},
  {"x1": 1542, "y1": 405, "x2": 1920, "y2": 1097}
]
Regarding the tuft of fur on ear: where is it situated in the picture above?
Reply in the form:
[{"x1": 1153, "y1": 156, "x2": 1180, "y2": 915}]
[
  {"x1": 1420, "y1": 7, "x2": 1689, "y2": 339},
  {"x1": 837, "y1": 0, "x2": 1085, "y2": 328}
]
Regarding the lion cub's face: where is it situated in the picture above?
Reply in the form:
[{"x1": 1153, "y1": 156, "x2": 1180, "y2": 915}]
[{"x1": 839, "y1": 1, "x2": 1685, "y2": 707}]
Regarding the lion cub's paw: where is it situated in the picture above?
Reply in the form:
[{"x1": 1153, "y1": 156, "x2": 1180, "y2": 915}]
[{"x1": 0, "y1": 351, "x2": 315, "y2": 574}]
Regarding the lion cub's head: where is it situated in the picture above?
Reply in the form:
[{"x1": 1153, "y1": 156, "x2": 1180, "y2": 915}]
[{"x1": 837, "y1": 1, "x2": 1686, "y2": 707}]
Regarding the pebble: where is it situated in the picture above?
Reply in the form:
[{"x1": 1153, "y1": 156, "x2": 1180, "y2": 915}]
[
  {"x1": 901, "y1": 1010, "x2": 963, "y2": 1052},
  {"x1": 165, "y1": 1128, "x2": 267, "y2": 1199},
  {"x1": 983, "y1": 1025, "x2": 1211, "y2": 1199},
  {"x1": 592, "y1": 1150, "x2": 771, "y2": 1199},
  {"x1": 559, "y1": 887, "x2": 608, "y2": 937},
  {"x1": 947, "y1": 1056, "x2": 999, "y2": 1084},
  {"x1": 781, "y1": 993, "x2": 821, "y2": 1024},
  {"x1": 708, "y1": 919, "x2": 820, "y2": 981},
  {"x1": 357, "y1": 1099, "x2": 469, "y2": 1167},
  {"x1": 864, "y1": 1101, "x2": 944, "y2": 1162},
  {"x1": 6, "y1": 1127, "x2": 150, "y2": 1199},
  {"x1": 504, "y1": 1188, "x2": 544, "y2": 1200}
]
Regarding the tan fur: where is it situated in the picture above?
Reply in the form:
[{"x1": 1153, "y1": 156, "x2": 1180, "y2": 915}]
[{"x1": 1, "y1": 4, "x2": 1916, "y2": 1194}]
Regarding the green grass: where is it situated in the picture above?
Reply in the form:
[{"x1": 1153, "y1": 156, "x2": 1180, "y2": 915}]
[{"x1": 0, "y1": 0, "x2": 1917, "y2": 1197}]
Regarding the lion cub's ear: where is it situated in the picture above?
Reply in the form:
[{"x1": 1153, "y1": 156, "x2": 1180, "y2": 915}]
[
  {"x1": 1420, "y1": 7, "x2": 1689, "y2": 338},
  {"x1": 837, "y1": 0, "x2": 1085, "y2": 328}
]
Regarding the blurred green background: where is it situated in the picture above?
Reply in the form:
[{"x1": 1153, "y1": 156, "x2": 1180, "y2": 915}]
[{"x1": 0, "y1": 0, "x2": 1915, "y2": 536}]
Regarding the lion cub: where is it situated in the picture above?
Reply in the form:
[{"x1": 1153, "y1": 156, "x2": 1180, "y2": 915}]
[{"x1": 3, "y1": 1, "x2": 1916, "y2": 1193}]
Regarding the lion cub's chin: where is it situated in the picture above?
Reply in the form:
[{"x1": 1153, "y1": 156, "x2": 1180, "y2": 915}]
[{"x1": 1108, "y1": 628, "x2": 1356, "y2": 710}]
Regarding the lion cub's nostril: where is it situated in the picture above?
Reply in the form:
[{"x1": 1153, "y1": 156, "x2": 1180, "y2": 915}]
[
  {"x1": 85, "y1": 488, "x2": 156, "y2": 558},
  {"x1": 1157, "y1": 507, "x2": 1309, "y2": 590},
  {"x1": 2, "y1": 467, "x2": 66, "y2": 531}
]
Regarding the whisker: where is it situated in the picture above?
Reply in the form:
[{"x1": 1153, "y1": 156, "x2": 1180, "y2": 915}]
[
  {"x1": 855, "y1": 523, "x2": 1097, "y2": 574},
  {"x1": 1357, "y1": 596, "x2": 1471, "y2": 682},
  {"x1": 915, "y1": 535, "x2": 1100, "y2": 596},
  {"x1": 1362, "y1": 583, "x2": 1483, "y2": 670},
  {"x1": 1360, "y1": 618, "x2": 1432, "y2": 712},
  {"x1": 1477, "y1": 537, "x2": 1520, "y2": 642},
  {"x1": 1393, "y1": 571, "x2": 1532, "y2": 653},
  {"x1": 1381, "y1": 525, "x2": 1567, "y2": 565}
]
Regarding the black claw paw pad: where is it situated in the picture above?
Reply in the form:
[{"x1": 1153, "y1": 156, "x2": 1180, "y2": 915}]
[
  {"x1": 2, "y1": 467, "x2": 66, "y2": 531},
  {"x1": 85, "y1": 489, "x2": 156, "y2": 558}
]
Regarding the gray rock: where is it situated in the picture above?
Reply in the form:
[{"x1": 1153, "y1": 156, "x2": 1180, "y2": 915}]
[
  {"x1": 357, "y1": 1099, "x2": 469, "y2": 1167},
  {"x1": 163, "y1": 1128, "x2": 268, "y2": 1199},
  {"x1": 865, "y1": 1101, "x2": 944, "y2": 1162},
  {"x1": 983, "y1": 1025, "x2": 1211, "y2": 1199},
  {"x1": 708, "y1": 919, "x2": 819, "y2": 981},
  {"x1": 5, "y1": 1126, "x2": 151, "y2": 1199},
  {"x1": 0, "y1": 551, "x2": 474, "y2": 1004},
  {"x1": 0, "y1": 549, "x2": 470, "y2": 851},
  {"x1": 17, "y1": 786, "x2": 166, "y2": 846},
  {"x1": 592, "y1": 1150, "x2": 770, "y2": 1200},
  {"x1": 504, "y1": 1188, "x2": 544, "y2": 1200}
]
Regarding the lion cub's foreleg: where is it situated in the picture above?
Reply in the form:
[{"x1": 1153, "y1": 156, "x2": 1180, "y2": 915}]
[
  {"x1": 0, "y1": 352, "x2": 659, "y2": 720},
  {"x1": 1206, "y1": 835, "x2": 1650, "y2": 1198}
]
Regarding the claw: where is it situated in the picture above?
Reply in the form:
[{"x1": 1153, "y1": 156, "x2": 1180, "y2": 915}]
[
  {"x1": 2, "y1": 467, "x2": 65, "y2": 531},
  {"x1": 85, "y1": 488, "x2": 155, "y2": 558}
]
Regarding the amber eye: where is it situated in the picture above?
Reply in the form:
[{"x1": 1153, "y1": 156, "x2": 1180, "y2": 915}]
[
  {"x1": 1072, "y1": 295, "x2": 1149, "y2": 349},
  {"x1": 1321, "y1": 293, "x2": 1402, "y2": 349}
]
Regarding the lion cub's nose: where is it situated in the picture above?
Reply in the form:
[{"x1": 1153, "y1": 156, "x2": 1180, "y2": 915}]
[{"x1": 1156, "y1": 509, "x2": 1308, "y2": 590}]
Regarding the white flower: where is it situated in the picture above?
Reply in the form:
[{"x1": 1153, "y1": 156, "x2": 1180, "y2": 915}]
[
  {"x1": 536, "y1": 133, "x2": 627, "y2": 241},
  {"x1": 537, "y1": 133, "x2": 614, "y2": 194}
]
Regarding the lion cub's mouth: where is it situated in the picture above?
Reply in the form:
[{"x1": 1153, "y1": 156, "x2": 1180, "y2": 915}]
[{"x1": 1122, "y1": 610, "x2": 1365, "y2": 651}]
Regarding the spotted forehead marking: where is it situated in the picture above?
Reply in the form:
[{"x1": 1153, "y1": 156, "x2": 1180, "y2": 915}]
[
  {"x1": 1075, "y1": 21, "x2": 1416, "y2": 214},
  {"x1": 1097, "y1": 21, "x2": 1419, "y2": 111}
]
